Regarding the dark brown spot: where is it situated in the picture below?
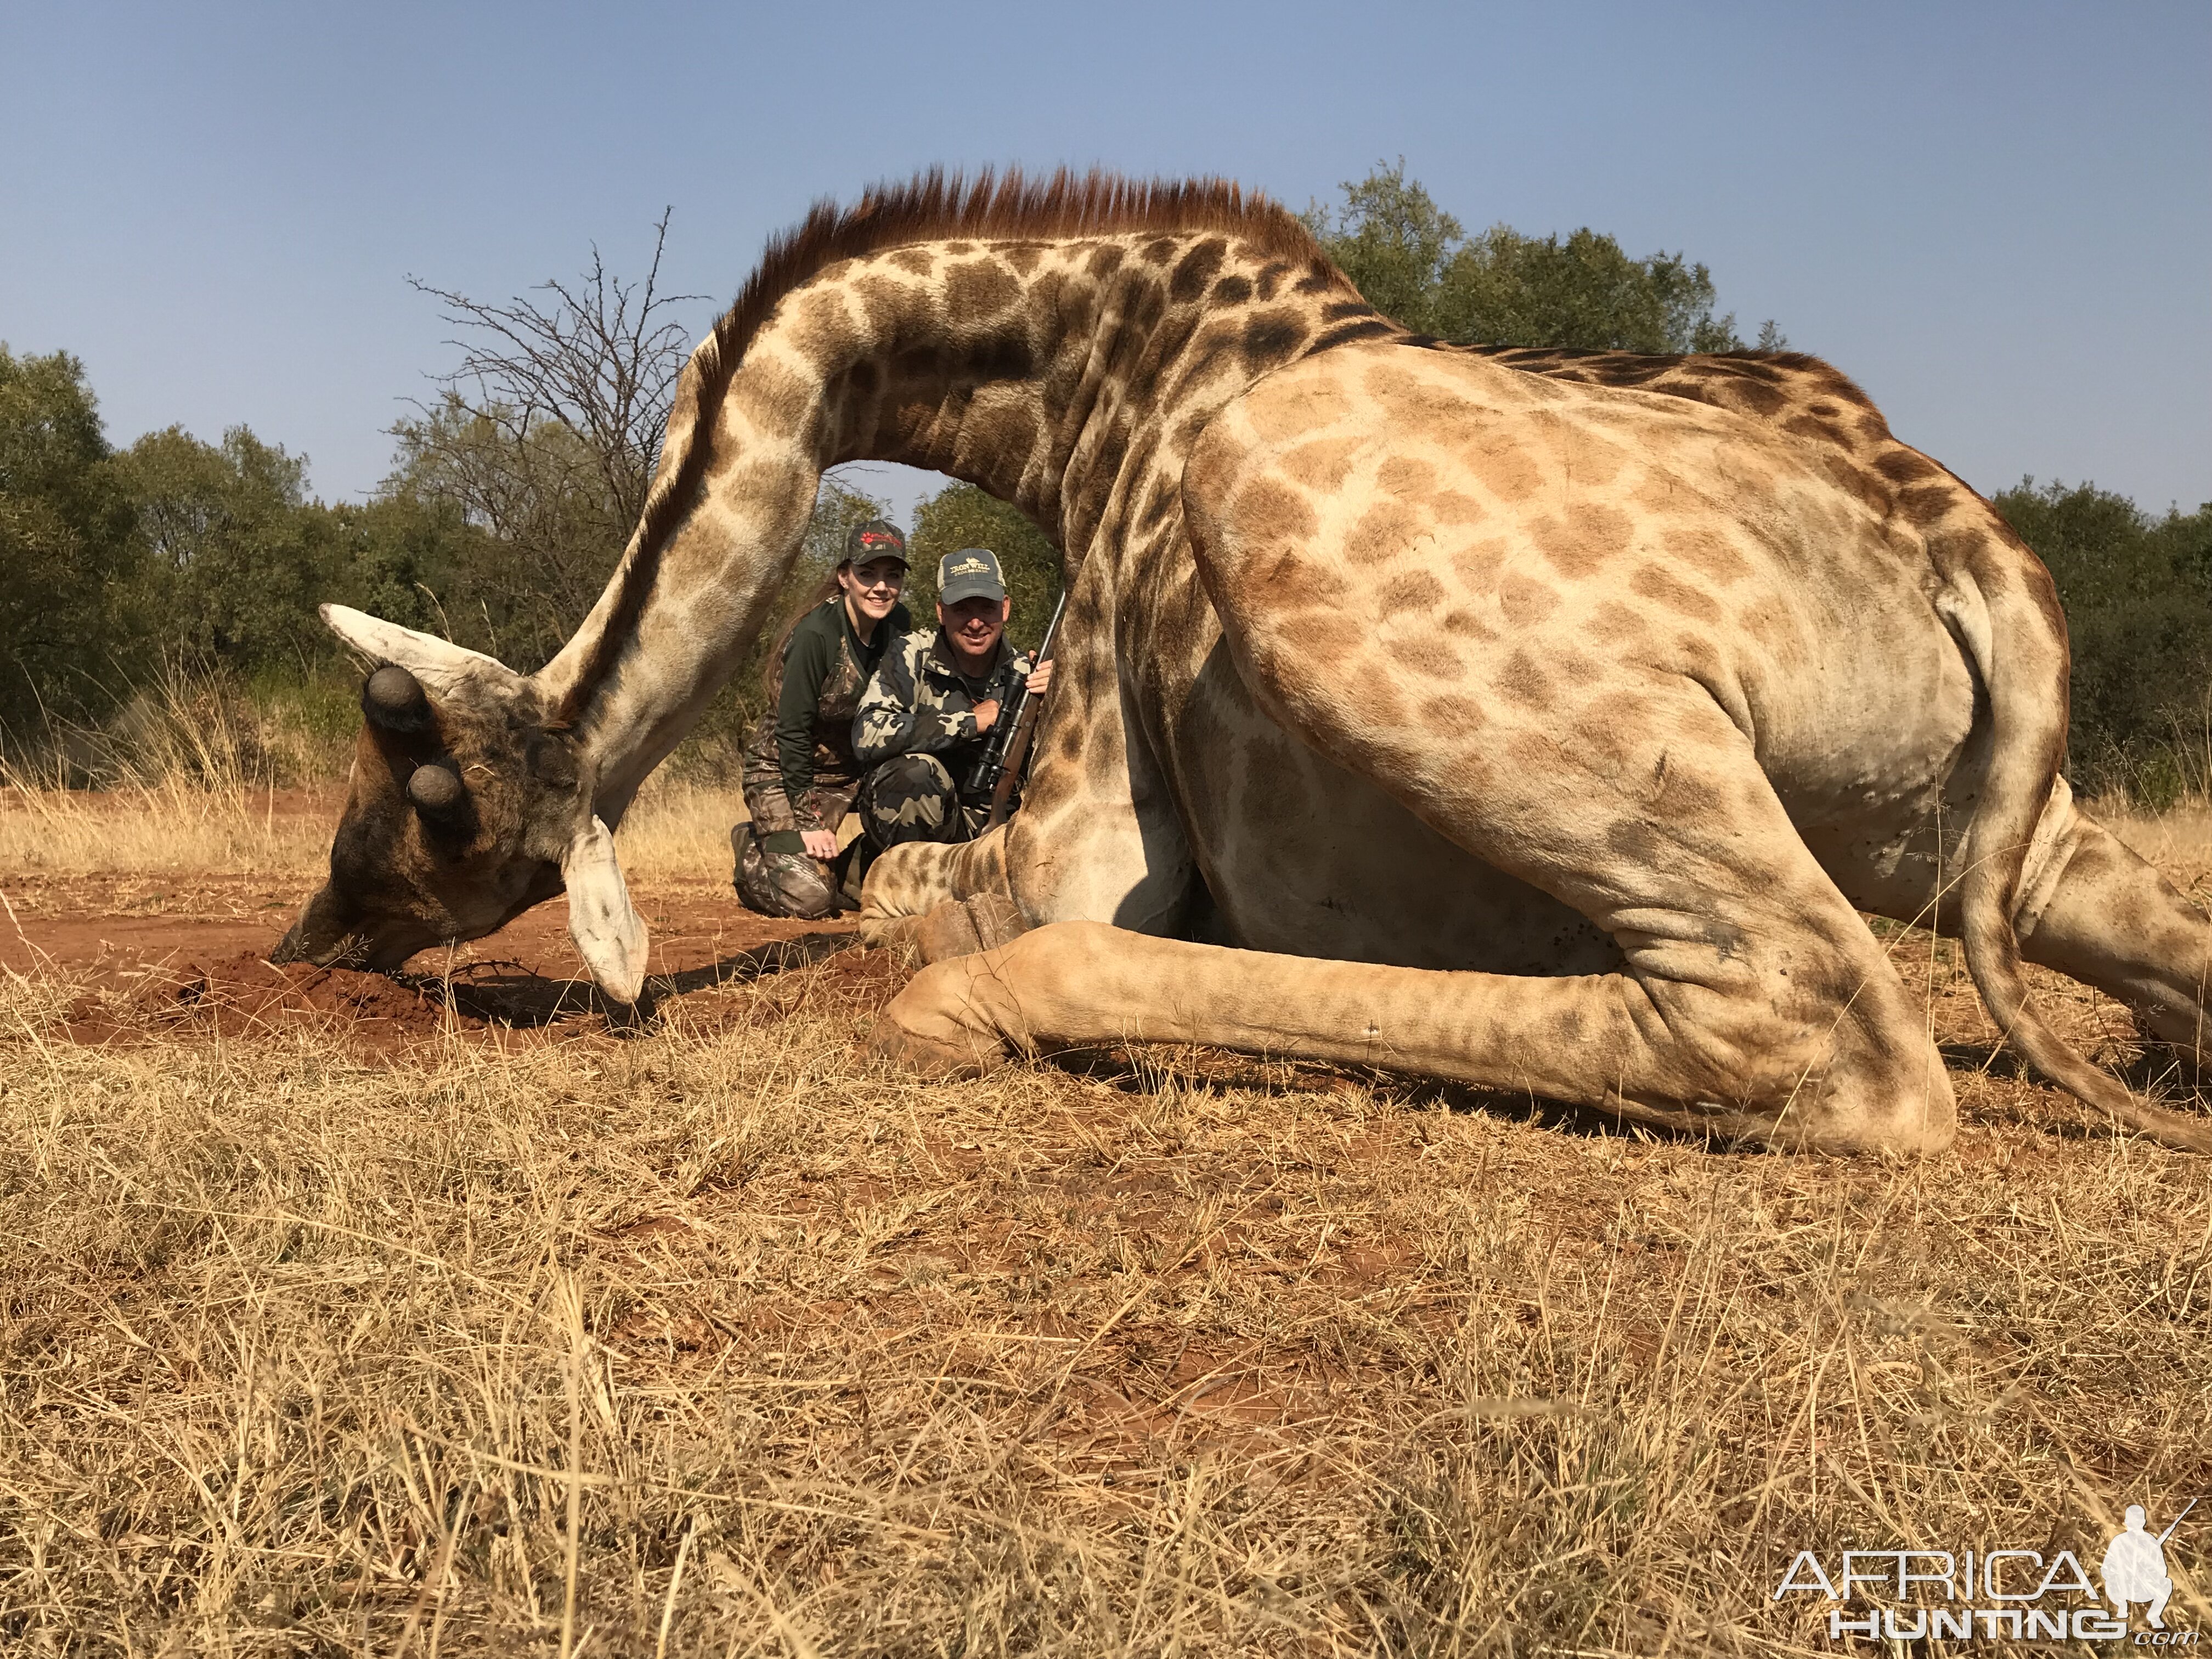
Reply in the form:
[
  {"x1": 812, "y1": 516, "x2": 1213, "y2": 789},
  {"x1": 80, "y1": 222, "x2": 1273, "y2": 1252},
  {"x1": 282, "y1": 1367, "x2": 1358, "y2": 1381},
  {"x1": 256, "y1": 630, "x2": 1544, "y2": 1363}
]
[
  {"x1": 1437, "y1": 607, "x2": 1498, "y2": 641},
  {"x1": 1533, "y1": 517, "x2": 1606, "y2": 579},
  {"x1": 1240, "y1": 312, "x2": 1306, "y2": 373},
  {"x1": 1497, "y1": 574, "x2": 1559, "y2": 627},
  {"x1": 1260, "y1": 550, "x2": 1350, "y2": 611},
  {"x1": 1663, "y1": 528, "x2": 1752, "y2": 586},
  {"x1": 1282, "y1": 437, "x2": 1362, "y2": 490},
  {"x1": 1380, "y1": 571, "x2": 1447, "y2": 613},
  {"x1": 1898, "y1": 483, "x2": 1956, "y2": 524},
  {"x1": 1557, "y1": 650, "x2": 1604, "y2": 686},
  {"x1": 1630, "y1": 565, "x2": 1722, "y2": 623},
  {"x1": 1378, "y1": 456, "x2": 1435, "y2": 498},
  {"x1": 1420, "y1": 695, "x2": 1487, "y2": 729},
  {"x1": 1276, "y1": 614, "x2": 1363, "y2": 670},
  {"x1": 955, "y1": 397, "x2": 1034, "y2": 475},
  {"x1": 1211, "y1": 274, "x2": 1253, "y2": 306},
  {"x1": 888, "y1": 247, "x2": 934, "y2": 276},
  {"x1": 1472, "y1": 441, "x2": 1541, "y2": 503},
  {"x1": 1727, "y1": 380, "x2": 1786, "y2": 417},
  {"x1": 1494, "y1": 649, "x2": 1552, "y2": 710},
  {"x1": 1396, "y1": 640, "x2": 1462, "y2": 679},
  {"x1": 1233, "y1": 477, "x2": 1320, "y2": 545},
  {"x1": 788, "y1": 291, "x2": 858, "y2": 374},
  {"x1": 1346, "y1": 501, "x2": 1421, "y2": 566},
  {"x1": 1170, "y1": 237, "x2": 1228, "y2": 302},
  {"x1": 944, "y1": 258, "x2": 1019, "y2": 318},
  {"x1": 1588, "y1": 601, "x2": 1645, "y2": 645}
]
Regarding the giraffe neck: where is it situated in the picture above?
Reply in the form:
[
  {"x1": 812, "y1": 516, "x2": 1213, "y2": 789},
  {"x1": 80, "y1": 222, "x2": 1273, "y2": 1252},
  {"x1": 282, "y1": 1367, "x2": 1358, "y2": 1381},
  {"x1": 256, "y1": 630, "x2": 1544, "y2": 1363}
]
[{"x1": 537, "y1": 229, "x2": 1382, "y2": 818}]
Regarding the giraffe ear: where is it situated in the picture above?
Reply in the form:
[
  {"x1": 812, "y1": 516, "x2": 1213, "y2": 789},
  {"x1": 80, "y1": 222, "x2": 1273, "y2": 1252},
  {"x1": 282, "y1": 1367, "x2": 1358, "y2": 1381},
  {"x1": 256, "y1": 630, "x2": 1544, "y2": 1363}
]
[{"x1": 562, "y1": 815, "x2": 647, "y2": 1003}]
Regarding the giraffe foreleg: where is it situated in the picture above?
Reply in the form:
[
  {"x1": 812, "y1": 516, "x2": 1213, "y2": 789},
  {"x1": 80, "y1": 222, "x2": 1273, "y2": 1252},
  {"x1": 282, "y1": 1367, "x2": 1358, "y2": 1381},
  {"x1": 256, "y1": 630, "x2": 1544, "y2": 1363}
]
[
  {"x1": 857, "y1": 830, "x2": 1024, "y2": 963},
  {"x1": 871, "y1": 918, "x2": 1945, "y2": 1150}
]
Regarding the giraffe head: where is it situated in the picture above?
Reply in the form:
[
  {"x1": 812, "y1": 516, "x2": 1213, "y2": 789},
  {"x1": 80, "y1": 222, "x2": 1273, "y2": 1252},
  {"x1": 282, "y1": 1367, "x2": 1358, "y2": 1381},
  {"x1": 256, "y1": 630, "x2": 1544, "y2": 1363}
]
[{"x1": 269, "y1": 605, "x2": 648, "y2": 1000}]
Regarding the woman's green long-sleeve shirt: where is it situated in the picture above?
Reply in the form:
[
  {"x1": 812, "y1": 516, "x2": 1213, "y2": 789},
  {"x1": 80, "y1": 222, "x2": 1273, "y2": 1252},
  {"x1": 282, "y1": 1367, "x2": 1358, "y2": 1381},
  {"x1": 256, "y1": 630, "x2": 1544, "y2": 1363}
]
[{"x1": 771, "y1": 597, "x2": 909, "y2": 811}]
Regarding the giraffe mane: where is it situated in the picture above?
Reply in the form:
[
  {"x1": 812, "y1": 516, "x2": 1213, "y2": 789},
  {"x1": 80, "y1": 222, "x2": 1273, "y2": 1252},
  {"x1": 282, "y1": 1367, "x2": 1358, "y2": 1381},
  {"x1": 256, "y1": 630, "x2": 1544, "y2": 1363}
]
[{"x1": 558, "y1": 168, "x2": 1326, "y2": 719}]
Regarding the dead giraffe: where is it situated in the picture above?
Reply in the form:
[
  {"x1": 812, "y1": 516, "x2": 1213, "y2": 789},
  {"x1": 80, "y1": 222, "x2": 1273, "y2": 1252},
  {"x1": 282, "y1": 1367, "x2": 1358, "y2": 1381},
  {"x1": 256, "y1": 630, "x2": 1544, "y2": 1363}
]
[{"x1": 275, "y1": 170, "x2": 2212, "y2": 1154}]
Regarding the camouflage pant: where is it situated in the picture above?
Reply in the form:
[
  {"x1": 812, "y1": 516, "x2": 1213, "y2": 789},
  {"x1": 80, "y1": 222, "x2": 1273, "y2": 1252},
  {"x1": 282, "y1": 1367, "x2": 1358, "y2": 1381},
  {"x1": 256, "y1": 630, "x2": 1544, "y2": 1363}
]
[
  {"x1": 731, "y1": 777, "x2": 860, "y2": 921},
  {"x1": 854, "y1": 754, "x2": 986, "y2": 853}
]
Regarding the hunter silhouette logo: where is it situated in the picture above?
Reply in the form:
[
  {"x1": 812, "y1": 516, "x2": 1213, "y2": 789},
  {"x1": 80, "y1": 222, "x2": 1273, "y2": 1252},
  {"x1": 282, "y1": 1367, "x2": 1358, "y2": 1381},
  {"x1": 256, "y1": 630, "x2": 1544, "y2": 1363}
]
[
  {"x1": 1774, "y1": 1500, "x2": 2200, "y2": 1644},
  {"x1": 2104, "y1": 1502, "x2": 2194, "y2": 1631}
]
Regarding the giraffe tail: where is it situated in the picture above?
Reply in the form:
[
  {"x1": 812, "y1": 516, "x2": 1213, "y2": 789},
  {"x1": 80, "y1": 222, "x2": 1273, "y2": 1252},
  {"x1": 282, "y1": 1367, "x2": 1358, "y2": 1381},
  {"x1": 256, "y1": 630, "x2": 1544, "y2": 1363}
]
[{"x1": 1949, "y1": 558, "x2": 2212, "y2": 1152}]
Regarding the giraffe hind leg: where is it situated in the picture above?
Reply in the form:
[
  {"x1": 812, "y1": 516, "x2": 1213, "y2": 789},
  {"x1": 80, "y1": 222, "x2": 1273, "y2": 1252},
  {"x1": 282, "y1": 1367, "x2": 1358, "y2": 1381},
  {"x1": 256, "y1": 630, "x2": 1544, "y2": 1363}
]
[
  {"x1": 872, "y1": 655, "x2": 1962, "y2": 1146},
  {"x1": 2013, "y1": 796, "x2": 2212, "y2": 1081}
]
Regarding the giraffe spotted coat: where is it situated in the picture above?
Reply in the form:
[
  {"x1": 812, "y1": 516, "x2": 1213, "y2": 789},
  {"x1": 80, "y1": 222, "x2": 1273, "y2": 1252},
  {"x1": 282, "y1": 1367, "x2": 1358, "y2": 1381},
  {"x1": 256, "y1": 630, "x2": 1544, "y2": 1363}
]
[{"x1": 277, "y1": 171, "x2": 2212, "y2": 1155}]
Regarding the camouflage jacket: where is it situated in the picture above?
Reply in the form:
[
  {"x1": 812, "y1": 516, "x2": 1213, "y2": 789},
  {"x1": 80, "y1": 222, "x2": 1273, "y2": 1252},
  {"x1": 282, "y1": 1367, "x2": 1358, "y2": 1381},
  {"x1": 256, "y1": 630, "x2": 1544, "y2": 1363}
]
[
  {"x1": 853, "y1": 628, "x2": 1033, "y2": 802},
  {"x1": 740, "y1": 597, "x2": 907, "y2": 827}
]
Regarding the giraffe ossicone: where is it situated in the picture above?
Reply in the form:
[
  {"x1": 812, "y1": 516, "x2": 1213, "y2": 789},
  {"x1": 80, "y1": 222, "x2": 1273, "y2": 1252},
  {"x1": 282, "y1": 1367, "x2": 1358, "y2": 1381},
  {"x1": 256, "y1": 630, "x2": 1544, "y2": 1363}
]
[{"x1": 275, "y1": 168, "x2": 2212, "y2": 1155}]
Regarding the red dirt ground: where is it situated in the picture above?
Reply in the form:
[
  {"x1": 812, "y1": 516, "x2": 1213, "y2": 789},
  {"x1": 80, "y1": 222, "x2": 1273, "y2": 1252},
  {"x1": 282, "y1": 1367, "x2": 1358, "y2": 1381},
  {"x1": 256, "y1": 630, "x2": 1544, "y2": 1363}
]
[{"x1": 2, "y1": 868, "x2": 868, "y2": 1052}]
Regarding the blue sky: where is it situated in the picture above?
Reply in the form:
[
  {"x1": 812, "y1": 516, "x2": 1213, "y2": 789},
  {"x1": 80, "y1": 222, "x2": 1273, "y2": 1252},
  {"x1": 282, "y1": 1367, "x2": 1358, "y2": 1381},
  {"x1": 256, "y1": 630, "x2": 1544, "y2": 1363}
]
[{"x1": 4, "y1": 0, "x2": 2205, "y2": 522}]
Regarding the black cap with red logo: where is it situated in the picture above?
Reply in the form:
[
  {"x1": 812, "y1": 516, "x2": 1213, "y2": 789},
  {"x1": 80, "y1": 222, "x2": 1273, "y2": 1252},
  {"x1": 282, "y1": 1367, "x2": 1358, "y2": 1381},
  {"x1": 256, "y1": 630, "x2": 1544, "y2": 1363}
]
[{"x1": 845, "y1": 519, "x2": 909, "y2": 567}]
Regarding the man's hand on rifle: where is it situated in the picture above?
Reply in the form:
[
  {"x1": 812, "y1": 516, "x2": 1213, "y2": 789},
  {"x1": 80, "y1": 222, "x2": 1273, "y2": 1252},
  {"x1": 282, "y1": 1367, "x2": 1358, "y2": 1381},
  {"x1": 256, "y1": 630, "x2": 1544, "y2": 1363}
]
[
  {"x1": 972, "y1": 697, "x2": 1001, "y2": 733},
  {"x1": 1023, "y1": 660, "x2": 1054, "y2": 697}
]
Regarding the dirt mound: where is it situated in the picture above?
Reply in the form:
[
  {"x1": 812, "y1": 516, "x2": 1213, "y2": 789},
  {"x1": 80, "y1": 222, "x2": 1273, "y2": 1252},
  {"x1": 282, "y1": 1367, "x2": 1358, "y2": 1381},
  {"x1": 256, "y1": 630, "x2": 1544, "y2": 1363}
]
[
  {"x1": 54, "y1": 932, "x2": 865, "y2": 1053},
  {"x1": 4, "y1": 869, "x2": 877, "y2": 1054}
]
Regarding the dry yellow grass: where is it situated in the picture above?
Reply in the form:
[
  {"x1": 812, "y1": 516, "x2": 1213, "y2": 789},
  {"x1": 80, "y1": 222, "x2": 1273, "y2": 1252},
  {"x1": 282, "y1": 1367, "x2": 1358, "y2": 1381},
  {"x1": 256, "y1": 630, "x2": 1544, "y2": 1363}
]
[
  {"x1": 3, "y1": 797, "x2": 2211, "y2": 1654},
  {"x1": 0, "y1": 775, "x2": 749, "y2": 887}
]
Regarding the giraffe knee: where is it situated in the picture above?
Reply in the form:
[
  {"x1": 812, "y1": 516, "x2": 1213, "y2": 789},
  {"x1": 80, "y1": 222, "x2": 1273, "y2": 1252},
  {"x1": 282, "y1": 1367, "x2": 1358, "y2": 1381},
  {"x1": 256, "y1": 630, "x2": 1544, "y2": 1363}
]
[
  {"x1": 915, "y1": 892, "x2": 1032, "y2": 965},
  {"x1": 1640, "y1": 974, "x2": 1956, "y2": 1154}
]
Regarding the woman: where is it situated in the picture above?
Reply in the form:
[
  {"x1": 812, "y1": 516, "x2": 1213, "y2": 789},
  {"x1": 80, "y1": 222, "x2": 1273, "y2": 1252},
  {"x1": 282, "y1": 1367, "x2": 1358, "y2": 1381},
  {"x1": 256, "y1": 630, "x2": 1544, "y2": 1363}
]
[{"x1": 732, "y1": 518, "x2": 911, "y2": 918}]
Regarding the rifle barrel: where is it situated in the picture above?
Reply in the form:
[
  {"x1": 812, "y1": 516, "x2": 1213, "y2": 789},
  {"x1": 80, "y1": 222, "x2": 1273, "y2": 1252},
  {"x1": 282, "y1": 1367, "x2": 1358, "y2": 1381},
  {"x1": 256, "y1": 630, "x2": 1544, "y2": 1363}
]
[
  {"x1": 984, "y1": 589, "x2": 1069, "y2": 829},
  {"x1": 2156, "y1": 1496, "x2": 2198, "y2": 1544}
]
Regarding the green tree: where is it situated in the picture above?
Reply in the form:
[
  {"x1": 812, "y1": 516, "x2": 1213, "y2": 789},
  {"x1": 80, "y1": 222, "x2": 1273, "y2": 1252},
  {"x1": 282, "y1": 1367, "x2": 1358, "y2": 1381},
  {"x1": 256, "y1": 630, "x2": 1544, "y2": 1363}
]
[
  {"x1": 313, "y1": 491, "x2": 509, "y2": 658},
  {"x1": 1304, "y1": 160, "x2": 1782, "y2": 352},
  {"x1": 1995, "y1": 478, "x2": 2212, "y2": 800},
  {"x1": 0, "y1": 345, "x2": 141, "y2": 738},
  {"x1": 119, "y1": 424, "x2": 336, "y2": 670},
  {"x1": 1299, "y1": 162, "x2": 1467, "y2": 337},
  {"x1": 905, "y1": 483, "x2": 1063, "y2": 651}
]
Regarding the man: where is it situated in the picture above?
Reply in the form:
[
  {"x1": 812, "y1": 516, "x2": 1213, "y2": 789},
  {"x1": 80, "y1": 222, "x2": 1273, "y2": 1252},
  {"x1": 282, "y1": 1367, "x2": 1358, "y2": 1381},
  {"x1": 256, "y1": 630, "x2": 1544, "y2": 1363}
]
[
  {"x1": 2101, "y1": 1505, "x2": 2176, "y2": 1629},
  {"x1": 851, "y1": 546, "x2": 1054, "y2": 853}
]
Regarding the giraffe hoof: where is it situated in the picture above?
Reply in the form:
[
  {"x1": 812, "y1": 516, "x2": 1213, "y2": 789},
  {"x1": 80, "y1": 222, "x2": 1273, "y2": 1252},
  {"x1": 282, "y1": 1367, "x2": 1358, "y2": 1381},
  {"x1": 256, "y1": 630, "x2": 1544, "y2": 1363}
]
[
  {"x1": 866, "y1": 999, "x2": 1012, "y2": 1079},
  {"x1": 864, "y1": 1019, "x2": 996, "y2": 1079}
]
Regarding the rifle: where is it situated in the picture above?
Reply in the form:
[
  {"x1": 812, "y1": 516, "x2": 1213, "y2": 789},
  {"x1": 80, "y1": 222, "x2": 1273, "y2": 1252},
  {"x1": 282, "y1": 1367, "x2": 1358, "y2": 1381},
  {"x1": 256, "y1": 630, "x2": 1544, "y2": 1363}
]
[
  {"x1": 967, "y1": 589, "x2": 1068, "y2": 830},
  {"x1": 2157, "y1": 1497, "x2": 2198, "y2": 1545}
]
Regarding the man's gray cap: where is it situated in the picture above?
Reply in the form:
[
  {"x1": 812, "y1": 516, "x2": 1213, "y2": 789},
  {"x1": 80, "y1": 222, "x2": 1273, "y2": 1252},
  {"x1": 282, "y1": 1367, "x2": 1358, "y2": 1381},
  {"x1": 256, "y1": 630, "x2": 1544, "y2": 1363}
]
[{"x1": 937, "y1": 548, "x2": 1007, "y2": 606}]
